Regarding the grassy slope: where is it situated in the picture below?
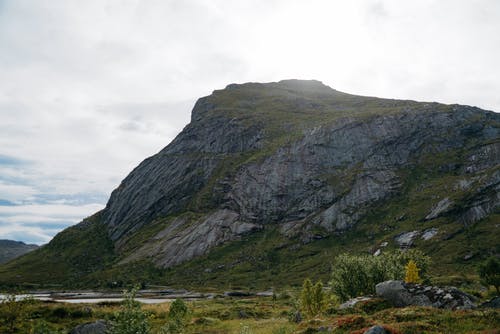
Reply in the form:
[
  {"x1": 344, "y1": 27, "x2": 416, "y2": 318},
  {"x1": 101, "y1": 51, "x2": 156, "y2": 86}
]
[{"x1": 0, "y1": 212, "x2": 116, "y2": 288}]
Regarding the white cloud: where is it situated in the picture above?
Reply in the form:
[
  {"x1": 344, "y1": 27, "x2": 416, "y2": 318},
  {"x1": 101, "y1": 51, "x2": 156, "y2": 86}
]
[
  {"x1": 0, "y1": 181, "x2": 37, "y2": 202},
  {"x1": 0, "y1": 203, "x2": 104, "y2": 244},
  {"x1": 0, "y1": 0, "x2": 499, "y2": 243},
  {"x1": 0, "y1": 203, "x2": 104, "y2": 219}
]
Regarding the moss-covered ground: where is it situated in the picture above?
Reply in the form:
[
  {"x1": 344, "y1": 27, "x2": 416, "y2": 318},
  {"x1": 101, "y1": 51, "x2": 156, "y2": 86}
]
[{"x1": 1, "y1": 294, "x2": 498, "y2": 334}]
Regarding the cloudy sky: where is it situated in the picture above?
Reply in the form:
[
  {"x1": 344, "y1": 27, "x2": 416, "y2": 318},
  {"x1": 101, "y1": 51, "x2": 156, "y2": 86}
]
[{"x1": 1, "y1": 0, "x2": 499, "y2": 244}]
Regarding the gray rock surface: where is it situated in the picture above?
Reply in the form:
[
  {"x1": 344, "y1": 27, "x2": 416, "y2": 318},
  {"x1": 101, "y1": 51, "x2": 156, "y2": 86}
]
[
  {"x1": 425, "y1": 198, "x2": 453, "y2": 220},
  {"x1": 394, "y1": 231, "x2": 420, "y2": 248},
  {"x1": 364, "y1": 325, "x2": 388, "y2": 334},
  {"x1": 339, "y1": 296, "x2": 374, "y2": 309},
  {"x1": 375, "y1": 280, "x2": 476, "y2": 310},
  {"x1": 122, "y1": 209, "x2": 262, "y2": 267},
  {"x1": 70, "y1": 320, "x2": 108, "y2": 334},
  {"x1": 421, "y1": 228, "x2": 439, "y2": 240},
  {"x1": 479, "y1": 296, "x2": 500, "y2": 308}
]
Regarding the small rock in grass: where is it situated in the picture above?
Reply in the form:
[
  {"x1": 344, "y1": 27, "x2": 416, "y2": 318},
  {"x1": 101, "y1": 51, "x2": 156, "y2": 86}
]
[{"x1": 364, "y1": 325, "x2": 388, "y2": 334}]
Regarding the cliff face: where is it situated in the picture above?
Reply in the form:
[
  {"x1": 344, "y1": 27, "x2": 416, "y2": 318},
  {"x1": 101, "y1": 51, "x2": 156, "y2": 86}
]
[
  {"x1": 1, "y1": 80, "x2": 498, "y2": 287},
  {"x1": 100, "y1": 80, "x2": 499, "y2": 268}
]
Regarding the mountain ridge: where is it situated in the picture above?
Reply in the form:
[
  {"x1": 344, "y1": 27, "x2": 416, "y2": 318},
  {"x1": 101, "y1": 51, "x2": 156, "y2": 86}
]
[{"x1": 0, "y1": 239, "x2": 39, "y2": 264}]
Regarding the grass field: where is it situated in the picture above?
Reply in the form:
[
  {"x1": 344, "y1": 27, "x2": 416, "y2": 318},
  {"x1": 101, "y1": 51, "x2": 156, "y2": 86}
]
[{"x1": 1, "y1": 290, "x2": 499, "y2": 333}]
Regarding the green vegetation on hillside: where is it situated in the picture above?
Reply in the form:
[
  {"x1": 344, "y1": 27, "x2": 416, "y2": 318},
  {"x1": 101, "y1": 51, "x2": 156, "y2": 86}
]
[{"x1": 0, "y1": 212, "x2": 115, "y2": 288}]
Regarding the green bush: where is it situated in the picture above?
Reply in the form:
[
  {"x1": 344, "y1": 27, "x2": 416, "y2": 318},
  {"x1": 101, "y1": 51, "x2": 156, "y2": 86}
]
[
  {"x1": 31, "y1": 320, "x2": 62, "y2": 334},
  {"x1": 159, "y1": 298, "x2": 190, "y2": 333},
  {"x1": 300, "y1": 279, "x2": 326, "y2": 318},
  {"x1": 109, "y1": 287, "x2": 151, "y2": 334},
  {"x1": 0, "y1": 294, "x2": 35, "y2": 333},
  {"x1": 330, "y1": 250, "x2": 430, "y2": 301},
  {"x1": 479, "y1": 256, "x2": 500, "y2": 294},
  {"x1": 51, "y1": 306, "x2": 69, "y2": 318}
]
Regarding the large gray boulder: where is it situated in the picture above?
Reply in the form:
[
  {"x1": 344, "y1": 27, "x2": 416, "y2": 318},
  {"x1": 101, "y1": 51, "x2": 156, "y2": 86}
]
[
  {"x1": 70, "y1": 320, "x2": 108, "y2": 334},
  {"x1": 375, "y1": 280, "x2": 476, "y2": 310}
]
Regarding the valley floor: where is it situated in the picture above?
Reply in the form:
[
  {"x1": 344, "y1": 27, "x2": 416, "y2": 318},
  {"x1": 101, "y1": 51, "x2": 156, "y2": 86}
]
[{"x1": 1, "y1": 294, "x2": 499, "y2": 333}]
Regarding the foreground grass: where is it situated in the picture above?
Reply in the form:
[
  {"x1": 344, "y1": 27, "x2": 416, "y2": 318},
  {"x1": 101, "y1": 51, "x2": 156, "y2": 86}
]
[{"x1": 1, "y1": 296, "x2": 498, "y2": 333}]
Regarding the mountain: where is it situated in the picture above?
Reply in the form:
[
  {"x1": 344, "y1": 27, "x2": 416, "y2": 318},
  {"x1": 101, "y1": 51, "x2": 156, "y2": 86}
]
[
  {"x1": 0, "y1": 240, "x2": 38, "y2": 264},
  {"x1": 0, "y1": 80, "x2": 498, "y2": 288}
]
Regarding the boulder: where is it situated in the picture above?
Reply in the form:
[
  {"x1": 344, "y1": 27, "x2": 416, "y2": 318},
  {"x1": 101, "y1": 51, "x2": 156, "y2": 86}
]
[
  {"x1": 479, "y1": 296, "x2": 500, "y2": 308},
  {"x1": 364, "y1": 325, "x2": 389, "y2": 334},
  {"x1": 70, "y1": 320, "x2": 108, "y2": 334},
  {"x1": 339, "y1": 296, "x2": 374, "y2": 309},
  {"x1": 394, "y1": 231, "x2": 420, "y2": 248},
  {"x1": 375, "y1": 280, "x2": 476, "y2": 310}
]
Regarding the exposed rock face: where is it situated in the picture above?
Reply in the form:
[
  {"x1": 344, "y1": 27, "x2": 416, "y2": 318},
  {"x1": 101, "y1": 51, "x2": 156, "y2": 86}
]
[
  {"x1": 122, "y1": 209, "x2": 262, "y2": 267},
  {"x1": 103, "y1": 113, "x2": 263, "y2": 243},
  {"x1": 421, "y1": 228, "x2": 438, "y2": 240},
  {"x1": 425, "y1": 198, "x2": 453, "y2": 220},
  {"x1": 0, "y1": 239, "x2": 38, "y2": 264},
  {"x1": 95, "y1": 80, "x2": 500, "y2": 268},
  {"x1": 394, "y1": 231, "x2": 420, "y2": 248},
  {"x1": 375, "y1": 280, "x2": 476, "y2": 310}
]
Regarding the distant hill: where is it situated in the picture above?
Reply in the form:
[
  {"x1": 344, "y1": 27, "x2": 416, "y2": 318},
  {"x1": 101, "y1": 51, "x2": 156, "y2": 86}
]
[
  {"x1": 0, "y1": 80, "x2": 498, "y2": 289},
  {"x1": 0, "y1": 240, "x2": 39, "y2": 264}
]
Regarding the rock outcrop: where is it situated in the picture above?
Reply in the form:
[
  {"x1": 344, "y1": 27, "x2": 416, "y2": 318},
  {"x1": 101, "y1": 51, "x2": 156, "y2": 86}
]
[
  {"x1": 375, "y1": 280, "x2": 476, "y2": 310},
  {"x1": 122, "y1": 209, "x2": 262, "y2": 267},
  {"x1": 425, "y1": 198, "x2": 453, "y2": 220}
]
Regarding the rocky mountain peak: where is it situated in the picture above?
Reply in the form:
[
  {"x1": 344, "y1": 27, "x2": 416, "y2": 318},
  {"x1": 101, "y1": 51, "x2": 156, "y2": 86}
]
[
  {"x1": 98, "y1": 81, "x2": 499, "y2": 269},
  {"x1": 2, "y1": 81, "x2": 497, "y2": 288}
]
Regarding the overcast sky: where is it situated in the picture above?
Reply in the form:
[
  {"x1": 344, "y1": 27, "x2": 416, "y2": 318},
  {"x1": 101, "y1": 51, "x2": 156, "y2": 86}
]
[{"x1": 1, "y1": 0, "x2": 499, "y2": 244}]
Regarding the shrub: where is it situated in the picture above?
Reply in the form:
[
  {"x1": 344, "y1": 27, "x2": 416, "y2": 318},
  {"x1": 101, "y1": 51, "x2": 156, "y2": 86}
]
[
  {"x1": 30, "y1": 320, "x2": 62, "y2": 334},
  {"x1": 300, "y1": 279, "x2": 326, "y2": 317},
  {"x1": 51, "y1": 306, "x2": 69, "y2": 318},
  {"x1": 0, "y1": 294, "x2": 35, "y2": 333},
  {"x1": 330, "y1": 250, "x2": 430, "y2": 301},
  {"x1": 109, "y1": 287, "x2": 150, "y2": 334},
  {"x1": 168, "y1": 299, "x2": 189, "y2": 322},
  {"x1": 404, "y1": 260, "x2": 422, "y2": 283},
  {"x1": 479, "y1": 256, "x2": 500, "y2": 294},
  {"x1": 159, "y1": 299, "x2": 190, "y2": 333},
  {"x1": 300, "y1": 279, "x2": 313, "y2": 316},
  {"x1": 330, "y1": 255, "x2": 372, "y2": 301}
]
